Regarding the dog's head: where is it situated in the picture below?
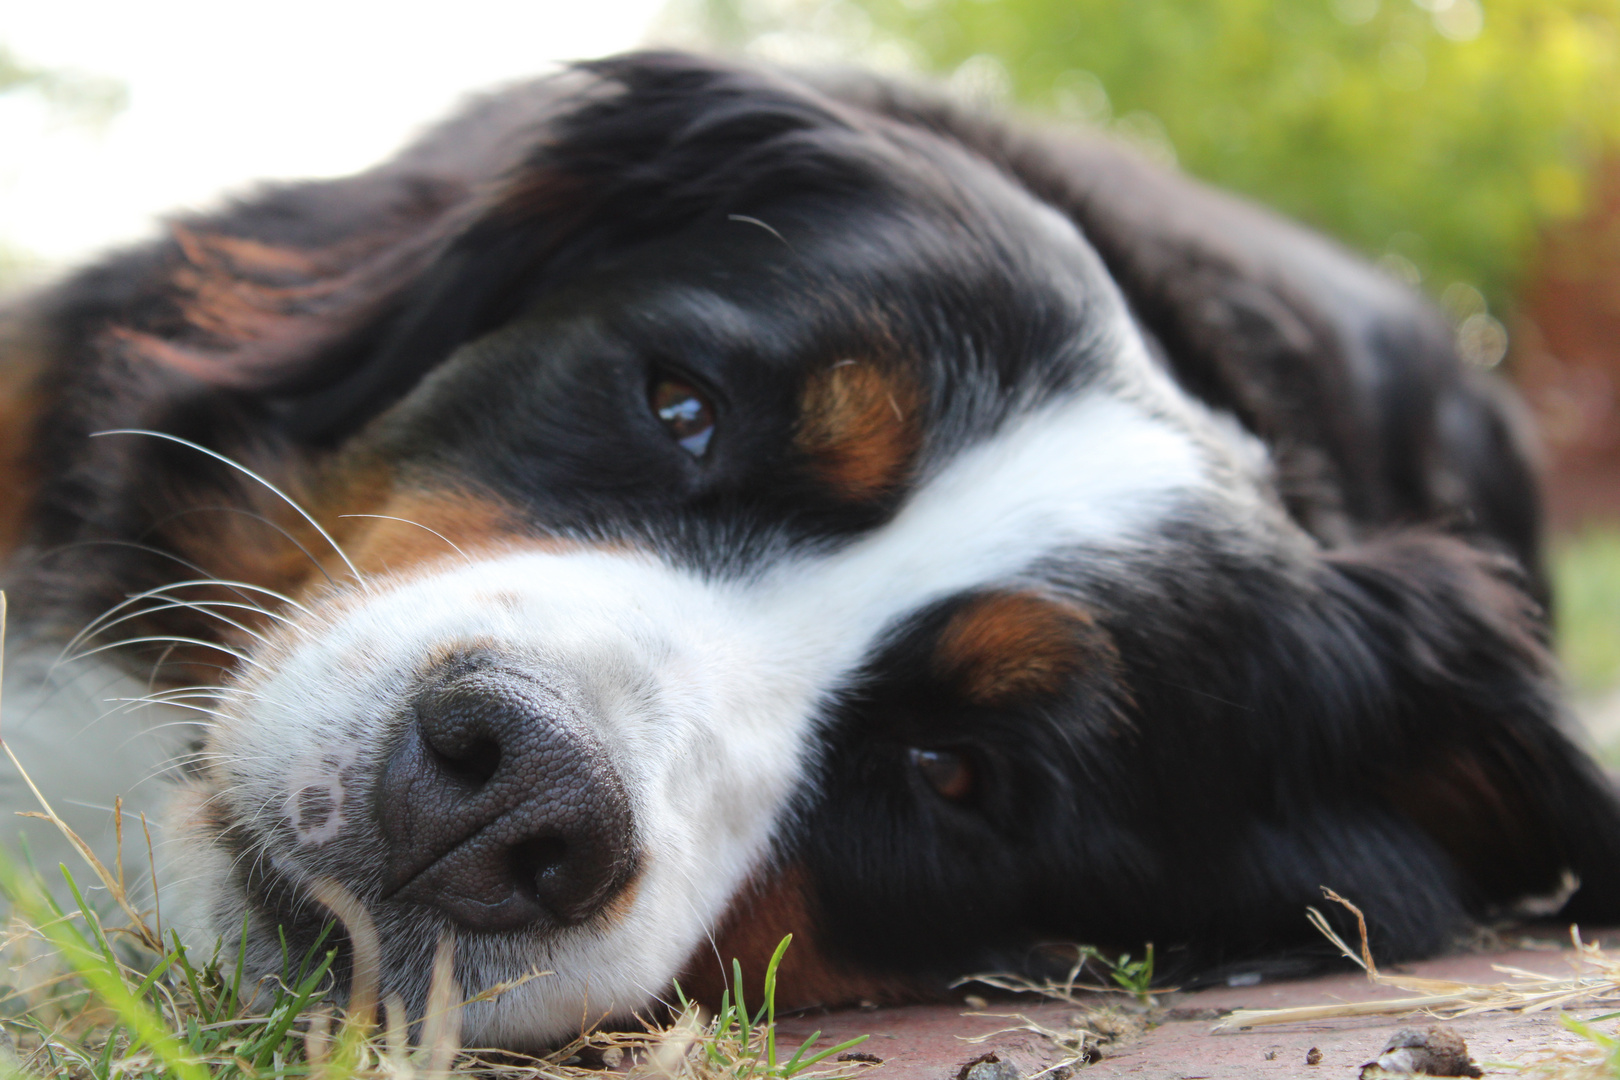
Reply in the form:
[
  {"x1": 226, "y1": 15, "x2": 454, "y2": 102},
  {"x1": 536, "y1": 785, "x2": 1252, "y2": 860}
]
[{"x1": 10, "y1": 52, "x2": 1619, "y2": 1048}]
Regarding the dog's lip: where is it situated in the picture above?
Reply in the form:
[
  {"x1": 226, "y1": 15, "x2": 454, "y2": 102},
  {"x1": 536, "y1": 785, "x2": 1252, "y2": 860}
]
[
  {"x1": 376, "y1": 811, "x2": 510, "y2": 905},
  {"x1": 388, "y1": 865, "x2": 558, "y2": 933},
  {"x1": 376, "y1": 813, "x2": 640, "y2": 930}
]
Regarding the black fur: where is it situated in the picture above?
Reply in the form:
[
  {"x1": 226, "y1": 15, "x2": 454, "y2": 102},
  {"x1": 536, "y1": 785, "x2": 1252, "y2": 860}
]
[{"x1": 3, "y1": 52, "x2": 1616, "y2": 1014}]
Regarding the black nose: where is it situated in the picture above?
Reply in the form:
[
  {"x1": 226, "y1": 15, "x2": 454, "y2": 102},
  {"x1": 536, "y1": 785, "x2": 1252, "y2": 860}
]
[{"x1": 376, "y1": 661, "x2": 637, "y2": 933}]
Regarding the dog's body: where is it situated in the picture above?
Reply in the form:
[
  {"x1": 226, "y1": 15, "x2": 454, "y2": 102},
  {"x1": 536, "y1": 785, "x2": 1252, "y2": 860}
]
[{"x1": 3, "y1": 52, "x2": 1619, "y2": 1046}]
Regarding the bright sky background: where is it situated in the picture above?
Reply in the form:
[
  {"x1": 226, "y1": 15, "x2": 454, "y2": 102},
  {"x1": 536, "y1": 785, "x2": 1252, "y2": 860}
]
[{"x1": 0, "y1": 0, "x2": 669, "y2": 267}]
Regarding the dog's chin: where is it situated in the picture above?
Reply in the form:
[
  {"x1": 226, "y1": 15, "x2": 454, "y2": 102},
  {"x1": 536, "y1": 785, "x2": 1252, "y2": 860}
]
[{"x1": 166, "y1": 793, "x2": 703, "y2": 1049}]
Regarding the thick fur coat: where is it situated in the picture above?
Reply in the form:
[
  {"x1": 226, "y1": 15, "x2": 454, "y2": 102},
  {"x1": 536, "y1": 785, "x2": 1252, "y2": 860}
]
[{"x1": 1, "y1": 52, "x2": 1616, "y2": 1047}]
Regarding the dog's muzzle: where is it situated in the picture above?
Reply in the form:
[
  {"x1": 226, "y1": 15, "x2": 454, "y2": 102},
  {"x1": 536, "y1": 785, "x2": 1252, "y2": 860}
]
[{"x1": 373, "y1": 657, "x2": 638, "y2": 934}]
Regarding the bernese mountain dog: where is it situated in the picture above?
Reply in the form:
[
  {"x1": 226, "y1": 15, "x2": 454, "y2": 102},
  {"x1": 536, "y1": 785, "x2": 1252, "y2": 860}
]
[{"x1": 2, "y1": 51, "x2": 1619, "y2": 1048}]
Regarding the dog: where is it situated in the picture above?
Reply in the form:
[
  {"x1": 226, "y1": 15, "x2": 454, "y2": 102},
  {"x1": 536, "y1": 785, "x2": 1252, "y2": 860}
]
[{"x1": 2, "y1": 50, "x2": 1619, "y2": 1048}]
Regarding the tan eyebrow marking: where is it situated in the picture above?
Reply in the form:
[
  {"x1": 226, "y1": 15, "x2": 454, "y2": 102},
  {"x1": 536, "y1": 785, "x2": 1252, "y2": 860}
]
[
  {"x1": 0, "y1": 330, "x2": 44, "y2": 560},
  {"x1": 794, "y1": 359, "x2": 921, "y2": 502},
  {"x1": 935, "y1": 591, "x2": 1108, "y2": 706}
]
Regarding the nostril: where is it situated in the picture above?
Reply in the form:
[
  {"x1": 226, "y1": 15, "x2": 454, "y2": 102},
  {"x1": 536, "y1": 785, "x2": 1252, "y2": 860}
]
[
  {"x1": 425, "y1": 734, "x2": 501, "y2": 788},
  {"x1": 381, "y1": 665, "x2": 638, "y2": 932},
  {"x1": 510, "y1": 836, "x2": 569, "y2": 900}
]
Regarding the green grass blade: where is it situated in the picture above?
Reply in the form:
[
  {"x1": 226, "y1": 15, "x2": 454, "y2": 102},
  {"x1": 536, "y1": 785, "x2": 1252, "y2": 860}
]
[
  {"x1": 172, "y1": 930, "x2": 211, "y2": 1015},
  {"x1": 222, "y1": 909, "x2": 252, "y2": 1021},
  {"x1": 761, "y1": 933, "x2": 792, "y2": 1069},
  {"x1": 708, "y1": 988, "x2": 734, "y2": 1064},
  {"x1": 130, "y1": 949, "x2": 181, "y2": 1001},
  {"x1": 789, "y1": 1033, "x2": 870, "y2": 1075},
  {"x1": 293, "y1": 923, "x2": 335, "y2": 987},
  {"x1": 59, "y1": 866, "x2": 120, "y2": 971},
  {"x1": 250, "y1": 949, "x2": 336, "y2": 1069},
  {"x1": 733, "y1": 957, "x2": 750, "y2": 1056},
  {"x1": 278, "y1": 924, "x2": 293, "y2": 985},
  {"x1": 95, "y1": 1023, "x2": 120, "y2": 1080},
  {"x1": 779, "y1": 1029, "x2": 821, "y2": 1074},
  {"x1": 1, "y1": 853, "x2": 209, "y2": 1080}
]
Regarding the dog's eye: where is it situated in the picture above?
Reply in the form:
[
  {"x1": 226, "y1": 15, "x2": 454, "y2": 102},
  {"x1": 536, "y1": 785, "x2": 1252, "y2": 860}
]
[
  {"x1": 650, "y1": 378, "x2": 715, "y2": 457},
  {"x1": 909, "y1": 747, "x2": 975, "y2": 801}
]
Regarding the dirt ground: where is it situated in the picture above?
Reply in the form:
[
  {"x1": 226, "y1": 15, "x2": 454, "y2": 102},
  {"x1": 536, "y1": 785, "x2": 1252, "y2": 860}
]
[{"x1": 773, "y1": 935, "x2": 1620, "y2": 1079}]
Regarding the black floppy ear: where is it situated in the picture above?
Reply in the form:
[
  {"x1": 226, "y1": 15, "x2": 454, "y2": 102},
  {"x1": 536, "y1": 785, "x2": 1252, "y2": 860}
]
[
  {"x1": 826, "y1": 80, "x2": 1545, "y2": 599},
  {"x1": 1321, "y1": 532, "x2": 1620, "y2": 922},
  {"x1": 47, "y1": 72, "x2": 592, "y2": 440},
  {"x1": 1016, "y1": 134, "x2": 1547, "y2": 603}
]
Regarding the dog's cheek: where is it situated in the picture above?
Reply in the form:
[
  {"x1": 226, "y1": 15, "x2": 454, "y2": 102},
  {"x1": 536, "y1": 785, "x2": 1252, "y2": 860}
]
[
  {"x1": 674, "y1": 863, "x2": 926, "y2": 1011},
  {"x1": 162, "y1": 780, "x2": 251, "y2": 946},
  {"x1": 346, "y1": 487, "x2": 533, "y2": 576}
]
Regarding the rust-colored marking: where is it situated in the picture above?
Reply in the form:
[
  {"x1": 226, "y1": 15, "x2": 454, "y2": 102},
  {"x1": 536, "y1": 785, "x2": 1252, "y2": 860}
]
[
  {"x1": 112, "y1": 225, "x2": 369, "y2": 388},
  {"x1": 600, "y1": 866, "x2": 644, "y2": 925},
  {"x1": 0, "y1": 324, "x2": 44, "y2": 559},
  {"x1": 116, "y1": 454, "x2": 600, "y2": 685},
  {"x1": 935, "y1": 592, "x2": 1105, "y2": 706},
  {"x1": 346, "y1": 488, "x2": 527, "y2": 577},
  {"x1": 677, "y1": 865, "x2": 925, "y2": 1012},
  {"x1": 122, "y1": 457, "x2": 391, "y2": 667},
  {"x1": 490, "y1": 167, "x2": 592, "y2": 225},
  {"x1": 1387, "y1": 741, "x2": 1561, "y2": 904},
  {"x1": 795, "y1": 360, "x2": 920, "y2": 502},
  {"x1": 116, "y1": 216, "x2": 451, "y2": 390}
]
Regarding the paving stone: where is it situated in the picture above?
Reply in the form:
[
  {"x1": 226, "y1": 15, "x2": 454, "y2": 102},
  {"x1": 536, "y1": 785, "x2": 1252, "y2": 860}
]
[{"x1": 772, "y1": 935, "x2": 1618, "y2": 1078}]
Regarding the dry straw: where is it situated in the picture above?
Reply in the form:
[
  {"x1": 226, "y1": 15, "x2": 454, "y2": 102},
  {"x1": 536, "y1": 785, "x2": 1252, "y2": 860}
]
[{"x1": 1215, "y1": 889, "x2": 1620, "y2": 1030}]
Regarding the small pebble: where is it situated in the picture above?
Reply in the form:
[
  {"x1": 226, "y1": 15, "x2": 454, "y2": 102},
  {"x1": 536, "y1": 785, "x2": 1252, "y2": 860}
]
[
  {"x1": 958, "y1": 1051, "x2": 1024, "y2": 1080},
  {"x1": 1306, "y1": 1047, "x2": 1323, "y2": 1065},
  {"x1": 601, "y1": 1046, "x2": 623, "y2": 1068},
  {"x1": 964, "y1": 994, "x2": 990, "y2": 1009},
  {"x1": 967, "y1": 1060, "x2": 1023, "y2": 1080},
  {"x1": 1359, "y1": 1026, "x2": 1482, "y2": 1078}
]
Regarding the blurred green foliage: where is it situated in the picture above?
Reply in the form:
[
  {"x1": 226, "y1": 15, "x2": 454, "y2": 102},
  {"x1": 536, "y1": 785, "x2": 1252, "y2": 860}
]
[
  {"x1": 677, "y1": 0, "x2": 1620, "y2": 311},
  {"x1": 1556, "y1": 525, "x2": 1620, "y2": 697},
  {"x1": 0, "y1": 45, "x2": 126, "y2": 121}
]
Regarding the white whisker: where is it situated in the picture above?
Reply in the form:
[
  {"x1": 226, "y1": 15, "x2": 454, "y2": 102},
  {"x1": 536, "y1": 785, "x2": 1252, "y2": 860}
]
[
  {"x1": 340, "y1": 514, "x2": 475, "y2": 567},
  {"x1": 61, "y1": 577, "x2": 309, "y2": 662},
  {"x1": 64, "y1": 635, "x2": 259, "y2": 670},
  {"x1": 90, "y1": 429, "x2": 368, "y2": 590},
  {"x1": 108, "y1": 699, "x2": 229, "y2": 721},
  {"x1": 79, "y1": 600, "x2": 274, "y2": 647}
]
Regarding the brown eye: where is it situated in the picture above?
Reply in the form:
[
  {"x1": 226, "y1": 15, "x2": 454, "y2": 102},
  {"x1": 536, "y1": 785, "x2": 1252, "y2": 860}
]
[
  {"x1": 909, "y1": 747, "x2": 975, "y2": 801},
  {"x1": 650, "y1": 378, "x2": 715, "y2": 457}
]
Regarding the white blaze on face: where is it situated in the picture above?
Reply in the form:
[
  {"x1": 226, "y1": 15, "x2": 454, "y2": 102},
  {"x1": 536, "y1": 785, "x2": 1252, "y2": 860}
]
[{"x1": 167, "y1": 325, "x2": 1275, "y2": 1045}]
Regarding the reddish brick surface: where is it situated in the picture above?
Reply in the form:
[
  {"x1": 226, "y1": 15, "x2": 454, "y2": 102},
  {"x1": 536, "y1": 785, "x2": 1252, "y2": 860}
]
[{"x1": 772, "y1": 938, "x2": 1618, "y2": 1079}]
